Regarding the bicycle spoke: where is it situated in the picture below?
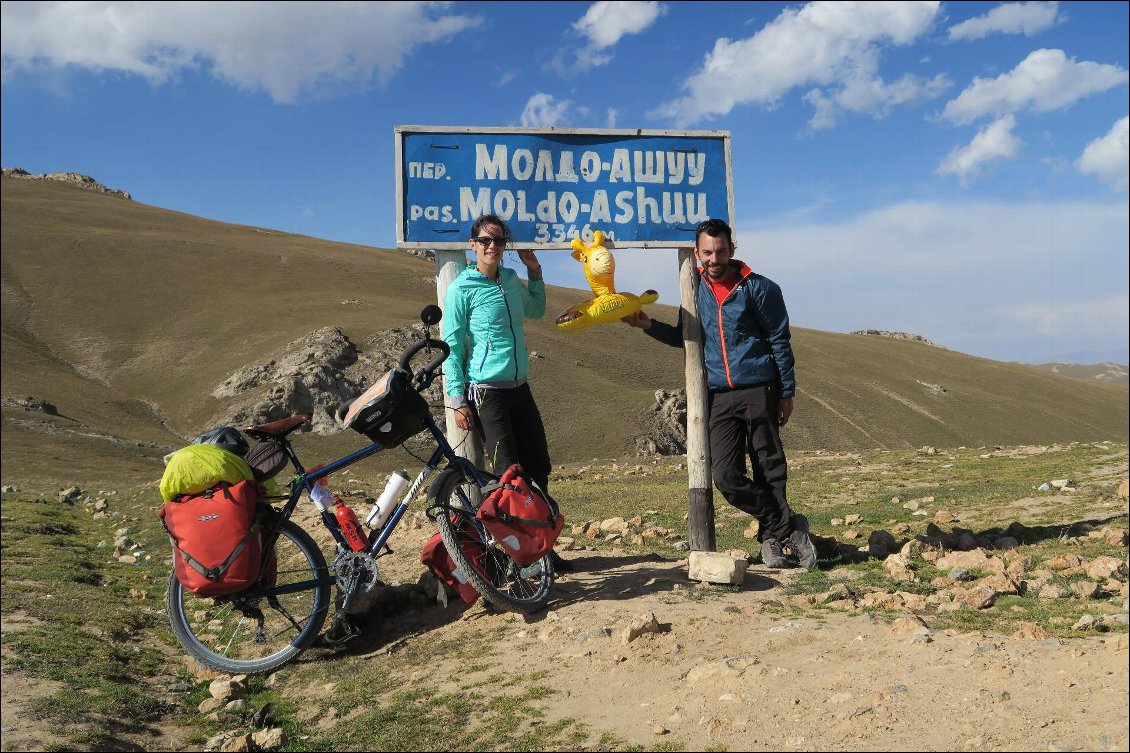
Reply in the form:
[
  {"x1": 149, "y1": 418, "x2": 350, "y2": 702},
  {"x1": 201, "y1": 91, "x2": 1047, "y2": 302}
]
[
  {"x1": 432, "y1": 468, "x2": 553, "y2": 613},
  {"x1": 167, "y1": 519, "x2": 330, "y2": 674}
]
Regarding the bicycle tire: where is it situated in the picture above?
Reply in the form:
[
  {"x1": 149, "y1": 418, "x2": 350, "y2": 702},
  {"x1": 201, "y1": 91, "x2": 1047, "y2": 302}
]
[
  {"x1": 166, "y1": 518, "x2": 330, "y2": 674},
  {"x1": 431, "y1": 467, "x2": 554, "y2": 613}
]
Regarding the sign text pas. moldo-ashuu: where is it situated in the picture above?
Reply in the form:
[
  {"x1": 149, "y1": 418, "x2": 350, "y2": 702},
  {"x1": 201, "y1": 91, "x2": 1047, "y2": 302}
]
[{"x1": 396, "y1": 126, "x2": 732, "y2": 249}]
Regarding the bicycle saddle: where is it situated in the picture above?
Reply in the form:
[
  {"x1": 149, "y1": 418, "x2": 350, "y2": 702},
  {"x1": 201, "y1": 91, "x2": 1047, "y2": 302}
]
[{"x1": 243, "y1": 414, "x2": 311, "y2": 440}]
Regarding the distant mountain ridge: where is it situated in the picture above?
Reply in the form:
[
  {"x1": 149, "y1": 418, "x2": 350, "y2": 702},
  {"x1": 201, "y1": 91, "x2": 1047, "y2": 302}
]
[
  {"x1": 2, "y1": 174, "x2": 1127, "y2": 486},
  {"x1": 1029, "y1": 361, "x2": 1129, "y2": 386}
]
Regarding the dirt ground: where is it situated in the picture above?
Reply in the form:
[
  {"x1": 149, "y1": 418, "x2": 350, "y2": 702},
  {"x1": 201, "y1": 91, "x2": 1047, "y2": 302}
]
[
  {"x1": 1, "y1": 663, "x2": 65, "y2": 752},
  {"x1": 1, "y1": 617, "x2": 197, "y2": 753},
  {"x1": 2, "y1": 512, "x2": 1128, "y2": 752},
  {"x1": 513, "y1": 555, "x2": 1127, "y2": 752},
  {"x1": 313, "y1": 517, "x2": 1130, "y2": 753}
]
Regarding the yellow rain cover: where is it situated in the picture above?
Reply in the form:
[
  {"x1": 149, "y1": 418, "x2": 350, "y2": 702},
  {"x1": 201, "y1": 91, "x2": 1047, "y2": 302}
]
[
  {"x1": 160, "y1": 444, "x2": 255, "y2": 501},
  {"x1": 261, "y1": 476, "x2": 282, "y2": 499}
]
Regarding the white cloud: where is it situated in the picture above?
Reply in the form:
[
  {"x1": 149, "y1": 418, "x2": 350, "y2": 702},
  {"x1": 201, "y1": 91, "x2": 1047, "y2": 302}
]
[
  {"x1": 573, "y1": 1, "x2": 666, "y2": 51},
  {"x1": 520, "y1": 93, "x2": 574, "y2": 127},
  {"x1": 940, "y1": 48, "x2": 1129, "y2": 125},
  {"x1": 936, "y1": 114, "x2": 1022, "y2": 185},
  {"x1": 947, "y1": 1, "x2": 1060, "y2": 42},
  {"x1": 650, "y1": 1, "x2": 943, "y2": 128},
  {"x1": 0, "y1": 1, "x2": 479, "y2": 103},
  {"x1": 1000, "y1": 294, "x2": 1129, "y2": 338},
  {"x1": 758, "y1": 200, "x2": 1130, "y2": 362},
  {"x1": 805, "y1": 68, "x2": 950, "y2": 130},
  {"x1": 555, "y1": 1, "x2": 666, "y2": 75},
  {"x1": 1076, "y1": 116, "x2": 1130, "y2": 192}
]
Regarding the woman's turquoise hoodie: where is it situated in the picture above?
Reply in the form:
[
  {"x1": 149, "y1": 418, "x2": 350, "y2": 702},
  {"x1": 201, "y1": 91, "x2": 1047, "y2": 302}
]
[{"x1": 442, "y1": 262, "x2": 545, "y2": 406}]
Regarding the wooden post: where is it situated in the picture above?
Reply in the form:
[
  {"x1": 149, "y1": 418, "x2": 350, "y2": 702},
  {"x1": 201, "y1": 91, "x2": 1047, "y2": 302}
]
[
  {"x1": 679, "y1": 247, "x2": 715, "y2": 552},
  {"x1": 434, "y1": 249, "x2": 485, "y2": 468}
]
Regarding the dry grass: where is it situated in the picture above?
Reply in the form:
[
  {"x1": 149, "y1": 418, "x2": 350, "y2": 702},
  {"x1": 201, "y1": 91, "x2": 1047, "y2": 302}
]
[{"x1": 3, "y1": 176, "x2": 1127, "y2": 487}]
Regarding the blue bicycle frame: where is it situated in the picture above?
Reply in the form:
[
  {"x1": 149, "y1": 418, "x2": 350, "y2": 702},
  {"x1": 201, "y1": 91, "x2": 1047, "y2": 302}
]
[{"x1": 251, "y1": 409, "x2": 491, "y2": 598}]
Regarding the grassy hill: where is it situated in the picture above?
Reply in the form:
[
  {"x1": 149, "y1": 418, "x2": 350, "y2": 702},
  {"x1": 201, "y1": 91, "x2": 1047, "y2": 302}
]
[{"x1": 2, "y1": 175, "x2": 1127, "y2": 487}]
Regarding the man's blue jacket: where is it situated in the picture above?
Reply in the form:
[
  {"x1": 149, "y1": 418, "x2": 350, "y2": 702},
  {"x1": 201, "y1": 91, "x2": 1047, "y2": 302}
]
[{"x1": 645, "y1": 260, "x2": 796, "y2": 398}]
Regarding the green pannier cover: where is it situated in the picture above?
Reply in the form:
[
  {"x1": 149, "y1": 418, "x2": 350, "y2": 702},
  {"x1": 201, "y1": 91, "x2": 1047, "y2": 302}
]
[{"x1": 160, "y1": 443, "x2": 256, "y2": 502}]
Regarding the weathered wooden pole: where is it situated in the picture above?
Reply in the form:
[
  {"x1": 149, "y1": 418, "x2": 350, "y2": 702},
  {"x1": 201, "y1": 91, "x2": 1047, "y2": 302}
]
[
  {"x1": 434, "y1": 249, "x2": 485, "y2": 468},
  {"x1": 679, "y1": 247, "x2": 715, "y2": 551}
]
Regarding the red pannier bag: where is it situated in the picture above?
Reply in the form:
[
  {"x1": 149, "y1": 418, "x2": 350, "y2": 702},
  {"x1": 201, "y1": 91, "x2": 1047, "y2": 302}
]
[
  {"x1": 420, "y1": 518, "x2": 488, "y2": 605},
  {"x1": 476, "y1": 464, "x2": 564, "y2": 567},
  {"x1": 159, "y1": 479, "x2": 268, "y2": 597}
]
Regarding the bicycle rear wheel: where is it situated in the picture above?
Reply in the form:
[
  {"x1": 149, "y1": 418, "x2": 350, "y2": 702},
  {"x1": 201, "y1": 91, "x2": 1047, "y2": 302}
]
[
  {"x1": 166, "y1": 518, "x2": 330, "y2": 674},
  {"x1": 431, "y1": 467, "x2": 554, "y2": 613}
]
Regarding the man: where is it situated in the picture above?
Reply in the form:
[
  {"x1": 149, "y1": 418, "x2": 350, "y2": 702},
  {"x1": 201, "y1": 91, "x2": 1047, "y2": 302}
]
[{"x1": 622, "y1": 218, "x2": 817, "y2": 569}]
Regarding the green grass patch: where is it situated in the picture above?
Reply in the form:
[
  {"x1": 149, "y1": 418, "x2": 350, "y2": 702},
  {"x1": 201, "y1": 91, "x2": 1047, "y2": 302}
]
[
  {"x1": 0, "y1": 490, "x2": 194, "y2": 742},
  {"x1": 300, "y1": 683, "x2": 582, "y2": 752}
]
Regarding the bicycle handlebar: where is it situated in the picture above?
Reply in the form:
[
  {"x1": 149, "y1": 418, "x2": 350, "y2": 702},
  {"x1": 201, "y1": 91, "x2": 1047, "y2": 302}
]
[{"x1": 398, "y1": 337, "x2": 450, "y2": 390}]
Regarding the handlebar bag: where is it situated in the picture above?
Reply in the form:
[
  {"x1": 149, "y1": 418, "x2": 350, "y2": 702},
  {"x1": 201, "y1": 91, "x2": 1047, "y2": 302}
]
[
  {"x1": 340, "y1": 369, "x2": 428, "y2": 448},
  {"x1": 420, "y1": 518, "x2": 489, "y2": 605},
  {"x1": 476, "y1": 464, "x2": 564, "y2": 567},
  {"x1": 159, "y1": 479, "x2": 269, "y2": 596}
]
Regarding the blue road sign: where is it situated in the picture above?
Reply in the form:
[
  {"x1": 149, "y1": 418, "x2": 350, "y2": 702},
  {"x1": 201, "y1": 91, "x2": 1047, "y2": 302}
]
[{"x1": 396, "y1": 126, "x2": 732, "y2": 249}]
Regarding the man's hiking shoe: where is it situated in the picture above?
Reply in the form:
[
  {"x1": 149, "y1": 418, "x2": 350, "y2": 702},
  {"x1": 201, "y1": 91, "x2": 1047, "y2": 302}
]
[
  {"x1": 787, "y1": 514, "x2": 818, "y2": 570},
  {"x1": 760, "y1": 538, "x2": 788, "y2": 568}
]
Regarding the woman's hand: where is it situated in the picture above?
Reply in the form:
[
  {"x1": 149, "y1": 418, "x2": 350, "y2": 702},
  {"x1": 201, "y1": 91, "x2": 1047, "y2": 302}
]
[
  {"x1": 454, "y1": 405, "x2": 473, "y2": 431},
  {"x1": 517, "y1": 249, "x2": 540, "y2": 270}
]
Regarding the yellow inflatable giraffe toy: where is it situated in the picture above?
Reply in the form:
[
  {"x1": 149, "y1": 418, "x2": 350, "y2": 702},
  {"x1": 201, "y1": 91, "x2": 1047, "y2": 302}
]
[{"x1": 555, "y1": 230, "x2": 658, "y2": 333}]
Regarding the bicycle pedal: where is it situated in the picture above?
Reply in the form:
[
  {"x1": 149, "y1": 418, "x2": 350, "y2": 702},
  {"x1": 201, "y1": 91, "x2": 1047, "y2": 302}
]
[{"x1": 320, "y1": 618, "x2": 362, "y2": 646}]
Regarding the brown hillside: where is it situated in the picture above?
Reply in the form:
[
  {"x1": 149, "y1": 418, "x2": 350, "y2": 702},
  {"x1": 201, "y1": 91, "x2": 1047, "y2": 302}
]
[{"x1": 2, "y1": 175, "x2": 1127, "y2": 485}]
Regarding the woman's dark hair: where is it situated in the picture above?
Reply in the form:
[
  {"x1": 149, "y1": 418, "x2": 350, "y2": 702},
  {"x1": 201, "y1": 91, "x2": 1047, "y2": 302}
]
[{"x1": 471, "y1": 214, "x2": 511, "y2": 242}]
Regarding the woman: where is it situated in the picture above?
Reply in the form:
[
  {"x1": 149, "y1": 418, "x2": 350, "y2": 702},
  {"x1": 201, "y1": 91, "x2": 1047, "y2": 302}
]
[{"x1": 442, "y1": 214, "x2": 571, "y2": 571}]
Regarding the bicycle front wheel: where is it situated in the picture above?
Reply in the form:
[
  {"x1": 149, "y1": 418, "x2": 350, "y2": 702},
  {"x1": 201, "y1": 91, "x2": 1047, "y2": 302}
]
[
  {"x1": 431, "y1": 467, "x2": 554, "y2": 614},
  {"x1": 166, "y1": 518, "x2": 330, "y2": 675}
]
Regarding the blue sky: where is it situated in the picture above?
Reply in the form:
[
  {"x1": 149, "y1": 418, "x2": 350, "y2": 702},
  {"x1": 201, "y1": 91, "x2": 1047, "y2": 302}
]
[{"x1": 2, "y1": 1, "x2": 1127, "y2": 365}]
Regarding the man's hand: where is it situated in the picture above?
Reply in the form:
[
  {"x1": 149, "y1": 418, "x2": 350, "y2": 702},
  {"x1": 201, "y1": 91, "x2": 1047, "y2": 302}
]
[
  {"x1": 454, "y1": 405, "x2": 473, "y2": 431},
  {"x1": 777, "y1": 396, "x2": 794, "y2": 427},
  {"x1": 621, "y1": 311, "x2": 652, "y2": 329}
]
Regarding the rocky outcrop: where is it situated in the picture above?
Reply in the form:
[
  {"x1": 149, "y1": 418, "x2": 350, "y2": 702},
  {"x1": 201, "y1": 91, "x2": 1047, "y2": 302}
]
[
  {"x1": 2, "y1": 167, "x2": 131, "y2": 199},
  {"x1": 635, "y1": 389, "x2": 687, "y2": 456},
  {"x1": 210, "y1": 323, "x2": 444, "y2": 437},
  {"x1": 850, "y1": 329, "x2": 941, "y2": 347},
  {"x1": 1, "y1": 395, "x2": 59, "y2": 415}
]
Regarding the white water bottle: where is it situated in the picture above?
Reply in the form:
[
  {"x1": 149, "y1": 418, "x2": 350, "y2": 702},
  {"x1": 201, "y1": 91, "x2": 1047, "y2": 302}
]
[
  {"x1": 366, "y1": 469, "x2": 409, "y2": 530},
  {"x1": 308, "y1": 482, "x2": 333, "y2": 512}
]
